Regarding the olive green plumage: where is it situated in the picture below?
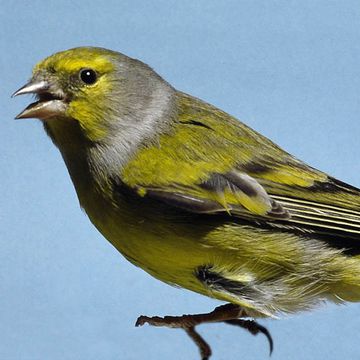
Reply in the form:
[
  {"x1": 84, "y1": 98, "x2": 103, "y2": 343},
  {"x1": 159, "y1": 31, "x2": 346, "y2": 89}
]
[{"x1": 14, "y1": 47, "x2": 360, "y2": 318}]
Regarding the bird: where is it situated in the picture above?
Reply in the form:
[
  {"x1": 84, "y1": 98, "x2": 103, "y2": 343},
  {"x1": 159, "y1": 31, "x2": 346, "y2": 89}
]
[{"x1": 13, "y1": 46, "x2": 360, "y2": 359}]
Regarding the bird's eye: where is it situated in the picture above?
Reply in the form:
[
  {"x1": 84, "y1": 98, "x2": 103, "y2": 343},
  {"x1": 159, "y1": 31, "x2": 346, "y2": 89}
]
[{"x1": 79, "y1": 68, "x2": 97, "y2": 85}]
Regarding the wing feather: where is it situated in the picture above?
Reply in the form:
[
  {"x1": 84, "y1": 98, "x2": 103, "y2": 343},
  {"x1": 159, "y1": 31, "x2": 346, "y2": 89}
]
[{"x1": 120, "y1": 92, "x2": 360, "y2": 246}]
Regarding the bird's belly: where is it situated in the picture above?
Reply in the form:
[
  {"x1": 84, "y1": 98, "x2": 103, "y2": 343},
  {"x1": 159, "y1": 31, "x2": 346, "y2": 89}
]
[
  {"x1": 79, "y1": 189, "x2": 360, "y2": 316},
  {"x1": 82, "y1": 194, "x2": 218, "y2": 295}
]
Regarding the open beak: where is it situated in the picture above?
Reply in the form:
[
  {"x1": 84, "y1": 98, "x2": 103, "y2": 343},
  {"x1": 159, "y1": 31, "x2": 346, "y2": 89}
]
[{"x1": 13, "y1": 79, "x2": 67, "y2": 120}]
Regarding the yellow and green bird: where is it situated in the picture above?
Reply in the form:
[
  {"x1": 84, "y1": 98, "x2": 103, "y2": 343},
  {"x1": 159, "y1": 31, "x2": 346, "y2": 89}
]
[{"x1": 13, "y1": 47, "x2": 360, "y2": 359}]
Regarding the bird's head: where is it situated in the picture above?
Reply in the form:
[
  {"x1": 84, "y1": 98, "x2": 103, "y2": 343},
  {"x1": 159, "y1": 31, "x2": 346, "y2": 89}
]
[{"x1": 14, "y1": 47, "x2": 175, "y2": 143}]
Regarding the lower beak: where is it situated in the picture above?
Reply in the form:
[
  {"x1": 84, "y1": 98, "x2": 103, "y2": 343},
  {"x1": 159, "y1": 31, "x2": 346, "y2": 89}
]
[{"x1": 13, "y1": 80, "x2": 67, "y2": 120}]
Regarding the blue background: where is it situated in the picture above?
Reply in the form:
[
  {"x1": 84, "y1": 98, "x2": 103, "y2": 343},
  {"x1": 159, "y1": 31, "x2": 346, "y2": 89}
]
[{"x1": 2, "y1": 1, "x2": 360, "y2": 359}]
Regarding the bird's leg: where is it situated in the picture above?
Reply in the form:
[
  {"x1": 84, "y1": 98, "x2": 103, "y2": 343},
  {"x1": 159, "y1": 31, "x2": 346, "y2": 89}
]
[
  {"x1": 224, "y1": 319, "x2": 274, "y2": 355},
  {"x1": 135, "y1": 303, "x2": 245, "y2": 360}
]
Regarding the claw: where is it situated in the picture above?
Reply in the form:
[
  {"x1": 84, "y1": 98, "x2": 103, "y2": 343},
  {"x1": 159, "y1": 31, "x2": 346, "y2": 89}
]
[
  {"x1": 225, "y1": 319, "x2": 274, "y2": 355},
  {"x1": 135, "y1": 315, "x2": 148, "y2": 327}
]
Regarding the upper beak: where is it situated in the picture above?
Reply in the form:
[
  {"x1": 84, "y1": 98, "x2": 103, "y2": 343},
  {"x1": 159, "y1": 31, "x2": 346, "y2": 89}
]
[
  {"x1": 13, "y1": 79, "x2": 67, "y2": 120},
  {"x1": 12, "y1": 80, "x2": 49, "y2": 98}
]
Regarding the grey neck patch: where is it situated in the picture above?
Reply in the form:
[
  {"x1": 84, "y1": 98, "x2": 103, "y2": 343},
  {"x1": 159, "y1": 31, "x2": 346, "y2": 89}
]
[{"x1": 84, "y1": 79, "x2": 177, "y2": 186}]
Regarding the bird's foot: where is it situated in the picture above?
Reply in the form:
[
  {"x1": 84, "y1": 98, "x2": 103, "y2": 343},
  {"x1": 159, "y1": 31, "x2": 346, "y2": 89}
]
[{"x1": 135, "y1": 303, "x2": 273, "y2": 359}]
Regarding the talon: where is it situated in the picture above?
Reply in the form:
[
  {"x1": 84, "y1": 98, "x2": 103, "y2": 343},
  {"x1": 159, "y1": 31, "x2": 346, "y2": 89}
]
[
  {"x1": 135, "y1": 315, "x2": 149, "y2": 327},
  {"x1": 225, "y1": 319, "x2": 274, "y2": 355},
  {"x1": 256, "y1": 323, "x2": 274, "y2": 356}
]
